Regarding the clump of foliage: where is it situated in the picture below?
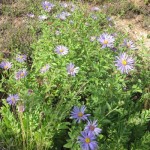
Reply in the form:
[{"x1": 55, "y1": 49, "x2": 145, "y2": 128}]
[{"x1": 0, "y1": 1, "x2": 149, "y2": 150}]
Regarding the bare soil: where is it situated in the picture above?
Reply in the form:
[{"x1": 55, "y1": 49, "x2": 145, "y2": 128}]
[
  {"x1": 113, "y1": 16, "x2": 150, "y2": 49},
  {"x1": 103, "y1": 0, "x2": 150, "y2": 50}
]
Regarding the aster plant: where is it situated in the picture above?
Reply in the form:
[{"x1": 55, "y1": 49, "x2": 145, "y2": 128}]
[
  {"x1": 123, "y1": 39, "x2": 136, "y2": 50},
  {"x1": 91, "y1": 15, "x2": 98, "y2": 20},
  {"x1": 62, "y1": 12, "x2": 71, "y2": 17},
  {"x1": 70, "y1": 106, "x2": 90, "y2": 123},
  {"x1": 1, "y1": 2, "x2": 147, "y2": 150},
  {"x1": 56, "y1": 13, "x2": 66, "y2": 20},
  {"x1": 70, "y1": 5, "x2": 76, "y2": 12},
  {"x1": 56, "y1": 12, "x2": 71, "y2": 20},
  {"x1": 67, "y1": 63, "x2": 79, "y2": 76},
  {"x1": 98, "y1": 33, "x2": 115, "y2": 48},
  {"x1": 78, "y1": 131, "x2": 98, "y2": 150},
  {"x1": 27, "y1": 13, "x2": 35, "y2": 18},
  {"x1": 42, "y1": 1, "x2": 54, "y2": 12},
  {"x1": 16, "y1": 54, "x2": 27, "y2": 63},
  {"x1": 40, "y1": 64, "x2": 50, "y2": 73},
  {"x1": 15, "y1": 69, "x2": 27, "y2": 80},
  {"x1": 55, "y1": 45, "x2": 69, "y2": 55},
  {"x1": 0, "y1": 61, "x2": 12, "y2": 70},
  {"x1": 91, "y1": 6, "x2": 100, "y2": 11},
  {"x1": 115, "y1": 53, "x2": 134, "y2": 74},
  {"x1": 84, "y1": 120, "x2": 102, "y2": 136},
  {"x1": 38, "y1": 15, "x2": 48, "y2": 21},
  {"x1": 60, "y1": 2, "x2": 76, "y2": 12},
  {"x1": 6, "y1": 94, "x2": 19, "y2": 105},
  {"x1": 60, "y1": 2, "x2": 68, "y2": 8}
]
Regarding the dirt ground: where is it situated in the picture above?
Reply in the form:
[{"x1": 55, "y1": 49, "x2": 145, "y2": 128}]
[
  {"x1": 112, "y1": 16, "x2": 150, "y2": 49},
  {"x1": 122, "y1": 0, "x2": 150, "y2": 49}
]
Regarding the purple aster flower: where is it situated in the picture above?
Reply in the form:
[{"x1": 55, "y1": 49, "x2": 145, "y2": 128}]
[
  {"x1": 16, "y1": 54, "x2": 27, "y2": 63},
  {"x1": 40, "y1": 64, "x2": 50, "y2": 73},
  {"x1": 107, "y1": 17, "x2": 112, "y2": 21},
  {"x1": 70, "y1": 7, "x2": 75, "y2": 12},
  {"x1": 91, "y1": 6, "x2": 100, "y2": 11},
  {"x1": 42, "y1": 1, "x2": 54, "y2": 12},
  {"x1": 38, "y1": 15, "x2": 48, "y2": 21},
  {"x1": 123, "y1": 39, "x2": 136, "y2": 50},
  {"x1": 27, "y1": 13, "x2": 35, "y2": 18},
  {"x1": 67, "y1": 63, "x2": 79, "y2": 76},
  {"x1": 0, "y1": 61, "x2": 12, "y2": 70},
  {"x1": 56, "y1": 12, "x2": 71, "y2": 20},
  {"x1": 55, "y1": 45, "x2": 68, "y2": 55},
  {"x1": 18, "y1": 105, "x2": 25, "y2": 112},
  {"x1": 84, "y1": 120, "x2": 102, "y2": 136},
  {"x1": 15, "y1": 69, "x2": 27, "y2": 80},
  {"x1": 56, "y1": 13, "x2": 66, "y2": 20},
  {"x1": 97, "y1": 33, "x2": 115, "y2": 48},
  {"x1": 6, "y1": 94, "x2": 19, "y2": 105},
  {"x1": 70, "y1": 4, "x2": 76, "y2": 12},
  {"x1": 91, "y1": 15, "x2": 98, "y2": 20},
  {"x1": 78, "y1": 131, "x2": 98, "y2": 150},
  {"x1": 115, "y1": 53, "x2": 134, "y2": 74},
  {"x1": 60, "y1": 2, "x2": 76, "y2": 11},
  {"x1": 60, "y1": 2, "x2": 68, "y2": 8},
  {"x1": 70, "y1": 106, "x2": 90, "y2": 123},
  {"x1": 62, "y1": 12, "x2": 71, "y2": 17}
]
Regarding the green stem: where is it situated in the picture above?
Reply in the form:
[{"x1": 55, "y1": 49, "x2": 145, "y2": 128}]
[
  {"x1": 101, "y1": 106, "x2": 119, "y2": 121},
  {"x1": 19, "y1": 113, "x2": 26, "y2": 150}
]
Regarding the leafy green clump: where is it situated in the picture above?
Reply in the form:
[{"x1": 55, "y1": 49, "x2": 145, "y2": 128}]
[{"x1": 0, "y1": 1, "x2": 149, "y2": 150}]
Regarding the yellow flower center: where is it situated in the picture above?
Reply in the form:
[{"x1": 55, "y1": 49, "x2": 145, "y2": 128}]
[
  {"x1": 20, "y1": 72, "x2": 24, "y2": 77},
  {"x1": 59, "y1": 49, "x2": 64, "y2": 53},
  {"x1": 11, "y1": 97, "x2": 15, "y2": 102},
  {"x1": 78, "y1": 112, "x2": 83, "y2": 117},
  {"x1": 4, "y1": 65, "x2": 8, "y2": 69},
  {"x1": 104, "y1": 40, "x2": 108, "y2": 44},
  {"x1": 85, "y1": 138, "x2": 91, "y2": 143},
  {"x1": 127, "y1": 43, "x2": 131, "y2": 48},
  {"x1": 43, "y1": 66, "x2": 47, "y2": 70},
  {"x1": 89, "y1": 125, "x2": 95, "y2": 131},
  {"x1": 46, "y1": 5, "x2": 49, "y2": 9},
  {"x1": 122, "y1": 60, "x2": 127, "y2": 66}
]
